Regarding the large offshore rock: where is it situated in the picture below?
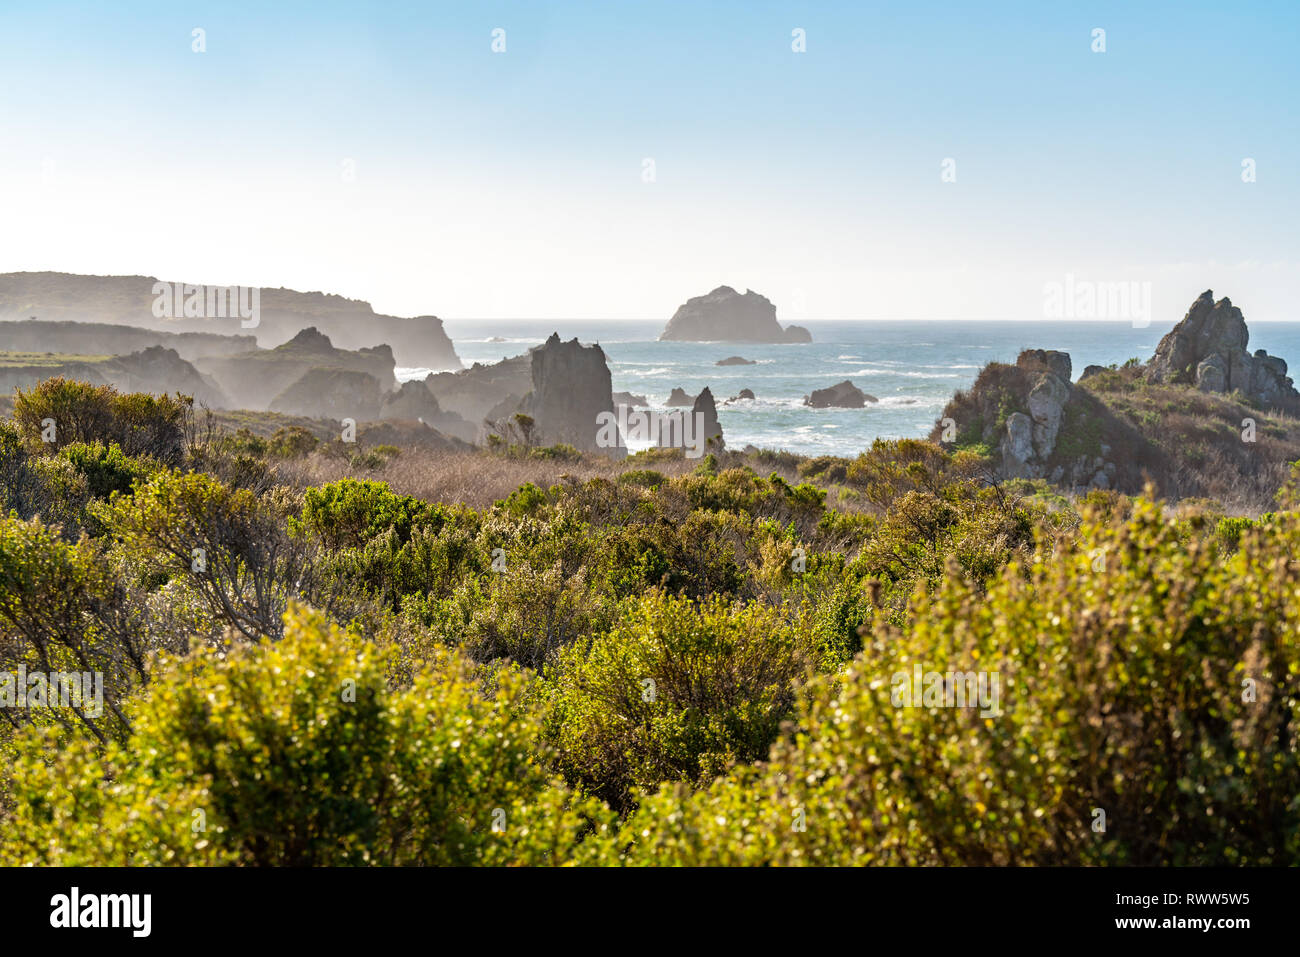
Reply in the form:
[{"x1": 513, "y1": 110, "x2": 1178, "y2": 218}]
[{"x1": 660, "y1": 286, "x2": 812, "y2": 343}]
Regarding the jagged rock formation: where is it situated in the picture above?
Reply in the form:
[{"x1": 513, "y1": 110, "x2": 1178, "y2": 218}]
[
  {"x1": 659, "y1": 287, "x2": 812, "y2": 343},
  {"x1": 1145, "y1": 291, "x2": 1298, "y2": 411},
  {"x1": 0, "y1": 319, "x2": 256, "y2": 362},
  {"x1": 425, "y1": 354, "x2": 532, "y2": 425},
  {"x1": 666, "y1": 387, "x2": 695, "y2": 407},
  {"x1": 656, "y1": 386, "x2": 725, "y2": 454},
  {"x1": 803, "y1": 380, "x2": 876, "y2": 408},
  {"x1": 0, "y1": 345, "x2": 229, "y2": 407},
  {"x1": 195, "y1": 327, "x2": 396, "y2": 410},
  {"x1": 377, "y1": 380, "x2": 476, "y2": 442},
  {"x1": 716, "y1": 356, "x2": 757, "y2": 366},
  {"x1": 518, "y1": 333, "x2": 624, "y2": 456},
  {"x1": 270, "y1": 368, "x2": 385, "y2": 421},
  {"x1": 0, "y1": 271, "x2": 461, "y2": 370}
]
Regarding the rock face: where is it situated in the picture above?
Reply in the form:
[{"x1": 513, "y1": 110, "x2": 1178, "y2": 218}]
[
  {"x1": 270, "y1": 368, "x2": 385, "y2": 421},
  {"x1": 803, "y1": 380, "x2": 876, "y2": 408},
  {"x1": 660, "y1": 287, "x2": 812, "y2": 343},
  {"x1": 1145, "y1": 291, "x2": 1298, "y2": 410},
  {"x1": 378, "y1": 380, "x2": 476, "y2": 442},
  {"x1": 519, "y1": 333, "x2": 624, "y2": 456},
  {"x1": 0, "y1": 271, "x2": 462, "y2": 370},
  {"x1": 425, "y1": 353, "x2": 532, "y2": 425},
  {"x1": 195, "y1": 327, "x2": 397, "y2": 410},
  {"x1": 666, "y1": 387, "x2": 695, "y2": 407},
  {"x1": 716, "y1": 356, "x2": 757, "y2": 366}
]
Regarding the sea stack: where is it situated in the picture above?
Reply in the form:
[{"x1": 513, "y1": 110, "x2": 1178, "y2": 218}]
[{"x1": 659, "y1": 286, "x2": 812, "y2": 343}]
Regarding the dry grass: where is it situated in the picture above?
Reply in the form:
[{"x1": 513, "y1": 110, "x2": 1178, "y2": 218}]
[{"x1": 275, "y1": 447, "x2": 700, "y2": 508}]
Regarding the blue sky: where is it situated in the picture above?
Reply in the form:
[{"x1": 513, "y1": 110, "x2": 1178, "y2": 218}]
[{"x1": 0, "y1": 1, "x2": 1296, "y2": 321}]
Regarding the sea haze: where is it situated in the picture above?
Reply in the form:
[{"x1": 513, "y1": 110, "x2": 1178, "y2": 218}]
[{"x1": 398, "y1": 320, "x2": 1300, "y2": 457}]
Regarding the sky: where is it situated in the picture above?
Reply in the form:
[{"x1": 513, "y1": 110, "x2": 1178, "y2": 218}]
[{"x1": 0, "y1": 1, "x2": 1296, "y2": 323}]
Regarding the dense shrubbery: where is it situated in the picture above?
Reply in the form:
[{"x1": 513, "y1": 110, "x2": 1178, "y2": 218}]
[{"x1": 2, "y1": 381, "x2": 1297, "y2": 866}]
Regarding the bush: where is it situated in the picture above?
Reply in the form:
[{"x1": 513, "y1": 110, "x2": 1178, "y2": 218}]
[
  {"x1": 0, "y1": 605, "x2": 614, "y2": 866},
  {"x1": 620, "y1": 500, "x2": 1300, "y2": 865},
  {"x1": 544, "y1": 591, "x2": 814, "y2": 812},
  {"x1": 13, "y1": 378, "x2": 189, "y2": 465}
]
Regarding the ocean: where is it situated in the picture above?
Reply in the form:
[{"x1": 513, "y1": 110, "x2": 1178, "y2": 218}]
[{"x1": 399, "y1": 320, "x2": 1300, "y2": 458}]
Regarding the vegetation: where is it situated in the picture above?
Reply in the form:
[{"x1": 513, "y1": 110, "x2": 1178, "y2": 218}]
[{"x1": 1, "y1": 376, "x2": 1298, "y2": 866}]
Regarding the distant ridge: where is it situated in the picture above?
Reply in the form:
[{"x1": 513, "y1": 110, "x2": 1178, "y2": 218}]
[{"x1": 0, "y1": 271, "x2": 462, "y2": 371}]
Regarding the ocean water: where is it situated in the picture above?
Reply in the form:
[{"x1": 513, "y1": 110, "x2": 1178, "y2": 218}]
[{"x1": 400, "y1": 320, "x2": 1300, "y2": 458}]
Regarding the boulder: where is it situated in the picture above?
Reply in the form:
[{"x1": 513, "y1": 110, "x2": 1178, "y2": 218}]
[
  {"x1": 659, "y1": 286, "x2": 813, "y2": 343},
  {"x1": 725, "y1": 388, "x2": 756, "y2": 404},
  {"x1": 803, "y1": 380, "x2": 876, "y2": 408},
  {"x1": 1018, "y1": 349, "x2": 1072, "y2": 381}
]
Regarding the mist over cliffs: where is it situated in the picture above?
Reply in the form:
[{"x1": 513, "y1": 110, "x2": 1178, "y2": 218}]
[{"x1": 0, "y1": 272, "x2": 462, "y2": 371}]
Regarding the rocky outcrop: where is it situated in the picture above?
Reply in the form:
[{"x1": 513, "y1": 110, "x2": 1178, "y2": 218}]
[
  {"x1": 716, "y1": 356, "x2": 757, "y2": 366},
  {"x1": 1145, "y1": 291, "x2": 1298, "y2": 410},
  {"x1": 660, "y1": 286, "x2": 812, "y2": 343},
  {"x1": 934, "y1": 349, "x2": 1154, "y2": 494},
  {"x1": 666, "y1": 387, "x2": 695, "y2": 407},
  {"x1": 0, "y1": 271, "x2": 461, "y2": 370},
  {"x1": 114, "y1": 346, "x2": 231, "y2": 408},
  {"x1": 656, "y1": 386, "x2": 725, "y2": 455},
  {"x1": 195, "y1": 327, "x2": 396, "y2": 410},
  {"x1": 519, "y1": 333, "x2": 624, "y2": 456},
  {"x1": 425, "y1": 354, "x2": 532, "y2": 425},
  {"x1": 803, "y1": 380, "x2": 876, "y2": 408},
  {"x1": 0, "y1": 345, "x2": 230, "y2": 408},
  {"x1": 378, "y1": 380, "x2": 476, "y2": 442},
  {"x1": 725, "y1": 388, "x2": 756, "y2": 404}
]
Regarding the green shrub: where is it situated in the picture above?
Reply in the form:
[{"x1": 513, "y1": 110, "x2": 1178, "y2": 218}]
[
  {"x1": 620, "y1": 500, "x2": 1300, "y2": 865},
  {"x1": 0, "y1": 605, "x2": 614, "y2": 866},
  {"x1": 544, "y1": 591, "x2": 814, "y2": 812}
]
